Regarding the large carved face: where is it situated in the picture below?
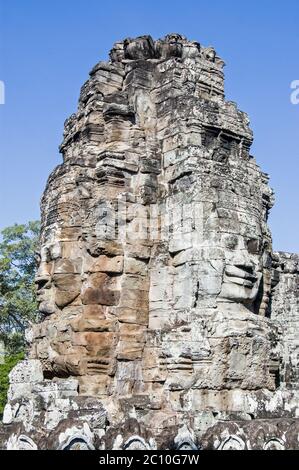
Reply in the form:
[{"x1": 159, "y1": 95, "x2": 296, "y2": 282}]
[
  {"x1": 219, "y1": 232, "x2": 265, "y2": 305},
  {"x1": 35, "y1": 242, "x2": 82, "y2": 315},
  {"x1": 166, "y1": 194, "x2": 271, "y2": 316},
  {"x1": 208, "y1": 201, "x2": 272, "y2": 314}
]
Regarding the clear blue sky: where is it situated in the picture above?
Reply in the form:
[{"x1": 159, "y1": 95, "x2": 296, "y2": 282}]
[{"x1": 0, "y1": 0, "x2": 298, "y2": 252}]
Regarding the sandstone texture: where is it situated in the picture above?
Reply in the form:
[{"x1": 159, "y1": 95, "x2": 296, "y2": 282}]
[{"x1": 1, "y1": 34, "x2": 298, "y2": 450}]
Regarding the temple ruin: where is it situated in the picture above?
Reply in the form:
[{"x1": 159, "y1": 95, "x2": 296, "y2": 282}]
[{"x1": 0, "y1": 34, "x2": 298, "y2": 450}]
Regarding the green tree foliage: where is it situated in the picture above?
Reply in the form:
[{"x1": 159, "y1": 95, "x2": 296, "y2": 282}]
[
  {"x1": 0, "y1": 352, "x2": 24, "y2": 418},
  {"x1": 0, "y1": 221, "x2": 40, "y2": 354}
]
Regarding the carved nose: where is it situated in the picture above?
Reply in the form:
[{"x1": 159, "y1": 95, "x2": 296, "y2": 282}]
[
  {"x1": 232, "y1": 253, "x2": 255, "y2": 271},
  {"x1": 35, "y1": 277, "x2": 50, "y2": 290},
  {"x1": 35, "y1": 275, "x2": 51, "y2": 290}
]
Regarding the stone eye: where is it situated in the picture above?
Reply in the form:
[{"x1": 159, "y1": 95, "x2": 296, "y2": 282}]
[
  {"x1": 247, "y1": 238, "x2": 260, "y2": 254},
  {"x1": 34, "y1": 251, "x2": 41, "y2": 267},
  {"x1": 224, "y1": 235, "x2": 238, "y2": 250}
]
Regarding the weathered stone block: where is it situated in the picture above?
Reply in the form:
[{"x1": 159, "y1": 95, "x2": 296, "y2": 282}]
[
  {"x1": 89, "y1": 255, "x2": 124, "y2": 273},
  {"x1": 9, "y1": 360, "x2": 43, "y2": 384}
]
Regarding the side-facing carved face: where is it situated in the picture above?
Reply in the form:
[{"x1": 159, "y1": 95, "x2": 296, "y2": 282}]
[{"x1": 35, "y1": 242, "x2": 82, "y2": 315}]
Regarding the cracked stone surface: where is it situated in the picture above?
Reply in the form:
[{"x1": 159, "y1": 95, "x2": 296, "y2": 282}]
[{"x1": 1, "y1": 34, "x2": 298, "y2": 450}]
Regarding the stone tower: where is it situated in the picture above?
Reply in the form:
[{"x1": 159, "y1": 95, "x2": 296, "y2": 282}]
[{"x1": 1, "y1": 34, "x2": 298, "y2": 450}]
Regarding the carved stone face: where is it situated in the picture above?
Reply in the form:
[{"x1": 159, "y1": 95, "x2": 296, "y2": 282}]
[
  {"x1": 35, "y1": 246, "x2": 57, "y2": 315},
  {"x1": 219, "y1": 233, "x2": 266, "y2": 307},
  {"x1": 153, "y1": 156, "x2": 274, "y2": 389},
  {"x1": 35, "y1": 243, "x2": 82, "y2": 315},
  {"x1": 155, "y1": 33, "x2": 185, "y2": 58},
  {"x1": 165, "y1": 197, "x2": 271, "y2": 316},
  {"x1": 203, "y1": 47, "x2": 216, "y2": 62},
  {"x1": 124, "y1": 36, "x2": 155, "y2": 60}
]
